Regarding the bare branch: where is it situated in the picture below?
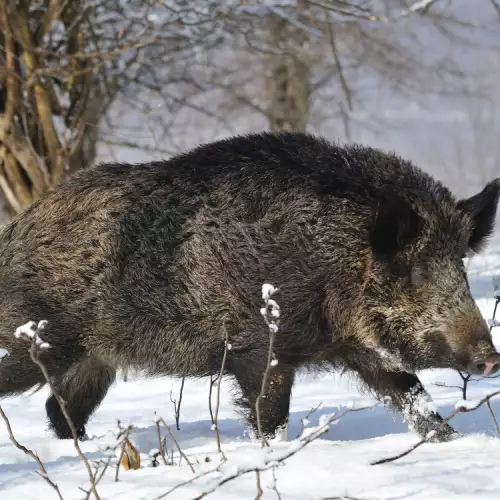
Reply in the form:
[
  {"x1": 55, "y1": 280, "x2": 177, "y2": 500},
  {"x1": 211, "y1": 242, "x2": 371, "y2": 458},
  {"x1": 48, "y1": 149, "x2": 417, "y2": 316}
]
[
  {"x1": 15, "y1": 321, "x2": 101, "y2": 499},
  {"x1": 0, "y1": 406, "x2": 64, "y2": 500},
  {"x1": 323, "y1": 8, "x2": 352, "y2": 111},
  {"x1": 169, "y1": 377, "x2": 185, "y2": 431},
  {"x1": 373, "y1": 389, "x2": 500, "y2": 465},
  {"x1": 156, "y1": 416, "x2": 195, "y2": 473},
  {"x1": 212, "y1": 323, "x2": 229, "y2": 460}
]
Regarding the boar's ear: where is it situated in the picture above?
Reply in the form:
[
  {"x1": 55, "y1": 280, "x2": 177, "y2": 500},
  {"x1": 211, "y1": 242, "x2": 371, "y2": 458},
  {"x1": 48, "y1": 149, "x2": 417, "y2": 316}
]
[
  {"x1": 370, "y1": 195, "x2": 421, "y2": 256},
  {"x1": 457, "y1": 178, "x2": 500, "y2": 254}
]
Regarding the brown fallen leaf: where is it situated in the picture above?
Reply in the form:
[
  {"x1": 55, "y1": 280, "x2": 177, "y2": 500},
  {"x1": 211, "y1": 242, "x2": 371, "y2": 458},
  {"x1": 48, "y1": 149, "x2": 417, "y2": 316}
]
[{"x1": 120, "y1": 439, "x2": 141, "y2": 471}]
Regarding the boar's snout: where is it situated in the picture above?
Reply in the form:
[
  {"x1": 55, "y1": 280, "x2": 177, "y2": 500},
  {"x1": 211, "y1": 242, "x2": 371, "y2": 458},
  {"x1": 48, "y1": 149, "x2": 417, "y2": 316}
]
[{"x1": 468, "y1": 353, "x2": 500, "y2": 377}]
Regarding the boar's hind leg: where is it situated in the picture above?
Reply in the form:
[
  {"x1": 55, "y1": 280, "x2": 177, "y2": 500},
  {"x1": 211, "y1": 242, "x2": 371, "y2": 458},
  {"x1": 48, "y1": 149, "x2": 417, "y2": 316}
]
[
  {"x1": 230, "y1": 361, "x2": 295, "y2": 441},
  {"x1": 46, "y1": 356, "x2": 116, "y2": 439},
  {"x1": 349, "y1": 362, "x2": 456, "y2": 442}
]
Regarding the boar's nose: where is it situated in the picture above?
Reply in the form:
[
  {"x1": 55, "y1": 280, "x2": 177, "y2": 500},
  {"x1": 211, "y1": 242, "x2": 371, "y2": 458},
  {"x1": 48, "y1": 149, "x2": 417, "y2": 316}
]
[{"x1": 468, "y1": 354, "x2": 500, "y2": 376}]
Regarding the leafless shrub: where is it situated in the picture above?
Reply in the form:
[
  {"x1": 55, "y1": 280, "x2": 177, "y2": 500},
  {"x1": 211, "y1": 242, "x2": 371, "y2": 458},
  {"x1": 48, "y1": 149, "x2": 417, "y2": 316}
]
[
  {"x1": 155, "y1": 414, "x2": 195, "y2": 473},
  {"x1": 153, "y1": 405, "x2": 372, "y2": 499},
  {"x1": 13, "y1": 320, "x2": 101, "y2": 499},
  {"x1": 0, "y1": 405, "x2": 64, "y2": 500}
]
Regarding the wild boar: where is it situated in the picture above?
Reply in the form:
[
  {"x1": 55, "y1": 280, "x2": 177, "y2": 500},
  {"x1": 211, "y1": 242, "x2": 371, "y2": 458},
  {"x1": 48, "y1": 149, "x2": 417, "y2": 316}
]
[{"x1": 0, "y1": 132, "x2": 498, "y2": 441}]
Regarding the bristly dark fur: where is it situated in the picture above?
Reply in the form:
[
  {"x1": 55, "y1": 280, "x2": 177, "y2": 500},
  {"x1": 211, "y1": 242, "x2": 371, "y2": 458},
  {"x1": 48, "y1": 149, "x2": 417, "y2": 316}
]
[{"x1": 0, "y1": 131, "x2": 498, "y2": 441}]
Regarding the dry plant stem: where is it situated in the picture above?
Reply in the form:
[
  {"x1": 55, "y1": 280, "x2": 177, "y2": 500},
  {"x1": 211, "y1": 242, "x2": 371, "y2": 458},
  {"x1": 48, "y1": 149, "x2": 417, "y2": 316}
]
[
  {"x1": 170, "y1": 377, "x2": 185, "y2": 431},
  {"x1": 323, "y1": 8, "x2": 352, "y2": 111},
  {"x1": 28, "y1": 341, "x2": 101, "y2": 500},
  {"x1": 213, "y1": 326, "x2": 229, "y2": 459},
  {"x1": 255, "y1": 330, "x2": 275, "y2": 447},
  {"x1": 487, "y1": 400, "x2": 500, "y2": 437},
  {"x1": 0, "y1": 406, "x2": 64, "y2": 500},
  {"x1": 255, "y1": 470, "x2": 263, "y2": 499},
  {"x1": 152, "y1": 469, "x2": 218, "y2": 500},
  {"x1": 115, "y1": 446, "x2": 124, "y2": 482},
  {"x1": 157, "y1": 417, "x2": 195, "y2": 473},
  {"x1": 85, "y1": 457, "x2": 113, "y2": 500},
  {"x1": 208, "y1": 374, "x2": 220, "y2": 425},
  {"x1": 372, "y1": 389, "x2": 500, "y2": 465},
  {"x1": 458, "y1": 372, "x2": 471, "y2": 400},
  {"x1": 113, "y1": 424, "x2": 133, "y2": 481},
  {"x1": 271, "y1": 466, "x2": 283, "y2": 500},
  {"x1": 155, "y1": 419, "x2": 168, "y2": 465},
  {"x1": 489, "y1": 298, "x2": 500, "y2": 333},
  {"x1": 295, "y1": 402, "x2": 322, "y2": 439},
  {"x1": 255, "y1": 298, "x2": 278, "y2": 448}
]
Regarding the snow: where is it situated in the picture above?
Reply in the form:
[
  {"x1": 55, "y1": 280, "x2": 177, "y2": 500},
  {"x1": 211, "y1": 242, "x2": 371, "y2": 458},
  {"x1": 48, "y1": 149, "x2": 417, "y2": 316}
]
[
  {"x1": 261, "y1": 284, "x2": 277, "y2": 300},
  {"x1": 13, "y1": 320, "x2": 51, "y2": 349},
  {"x1": 1, "y1": 251, "x2": 500, "y2": 498},
  {"x1": 455, "y1": 399, "x2": 481, "y2": 410}
]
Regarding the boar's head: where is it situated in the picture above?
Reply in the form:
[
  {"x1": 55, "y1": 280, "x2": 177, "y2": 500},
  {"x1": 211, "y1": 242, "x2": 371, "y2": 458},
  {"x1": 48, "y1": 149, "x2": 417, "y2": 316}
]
[{"x1": 365, "y1": 178, "x2": 500, "y2": 375}]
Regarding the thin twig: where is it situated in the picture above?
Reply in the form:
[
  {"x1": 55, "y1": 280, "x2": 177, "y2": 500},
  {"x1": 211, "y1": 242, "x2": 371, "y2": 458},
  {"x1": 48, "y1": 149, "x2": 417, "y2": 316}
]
[
  {"x1": 295, "y1": 402, "x2": 323, "y2": 439},
  {"x1": 170, "y1": 377, "x2": 185, "y2": 431},
  {"x1": 457, "y1": 371, "x2": 471, "y2": 400},
  {"x1": 0, "y1": 406, "x2": 64, "y2": 500},
  {"x1": 255, "y1": 470, "x2": 263, "y2": 499},
  {"x1": 212, "y1": 324, "x2": 229, "y2": 460},
  {"x1": 17, "y1": 322, "x2": 100, "y2": 499},
  {"x1": 208, "y1": 374, "x2": 220, "y2": 425},
  {"x1": 156, "y1": 419, "x2": 168, "y2": 466},
  {"x1": 323, "y1": 9, "x2": 352, "y2": 111},
  {"x1": 112, "y1": 423, "x2": 133, "y2": 482},
  {"x1": 271, "y1": 466, "x2": 282, "y2": 500},
  {"x1": 487, "y1": 400, "x2": 500, "y2": 437},
  {"x1": 115, "y1": 445, "x2": 124, "y2": 482},
  {"x1": 156, "y1": 416, "x2": 195, "y2": 473},
  {"x1": 372, "y1": 390, "x2": 500, "y2": 465},
  {"x1": 256, "y1": 285, "x2": 280, "y2": 448},
  {"x1": 152, "y1": 468, "x2": 218, "y2": 500}
]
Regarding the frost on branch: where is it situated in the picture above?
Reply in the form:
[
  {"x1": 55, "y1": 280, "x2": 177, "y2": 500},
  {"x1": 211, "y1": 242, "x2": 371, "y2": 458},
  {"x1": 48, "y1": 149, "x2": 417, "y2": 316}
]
[
  {"x1": 455, "y1": 399, "x2": 480, "y2": 410},
  {"x1": 14, "y1": 321, "x2": 50, "y2": 349},
  {"x1": 260, "y1": 283, "x2": 280, "y2": 368},
  {"x1": 262, "y1": 284, "x2": 278, "y2": 301}
]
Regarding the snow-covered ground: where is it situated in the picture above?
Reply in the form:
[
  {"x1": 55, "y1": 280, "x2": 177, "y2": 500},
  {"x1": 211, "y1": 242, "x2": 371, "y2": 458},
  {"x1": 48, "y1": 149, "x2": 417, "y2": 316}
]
[{"x1": 1, "y1": 247, "x2": 500, "y2": 499}]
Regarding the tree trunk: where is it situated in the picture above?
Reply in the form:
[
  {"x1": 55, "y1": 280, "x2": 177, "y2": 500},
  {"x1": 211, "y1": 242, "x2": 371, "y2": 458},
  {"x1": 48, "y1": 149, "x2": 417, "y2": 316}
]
[
  {"x1": 0, "y1": 0, "x2": 112, "y2": 215},
  {"x1": 266, "y1": 11, "x2": 310, "y2": 132}
]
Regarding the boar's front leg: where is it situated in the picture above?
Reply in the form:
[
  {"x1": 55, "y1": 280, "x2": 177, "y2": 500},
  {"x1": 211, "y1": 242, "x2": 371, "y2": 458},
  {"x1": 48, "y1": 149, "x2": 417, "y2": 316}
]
[
  {"x1": 348, "y1": 360, "x2": 457, "y2": 441},
  {"x1": 229, "y1": 359, "x2": 295, "y2": 441}
]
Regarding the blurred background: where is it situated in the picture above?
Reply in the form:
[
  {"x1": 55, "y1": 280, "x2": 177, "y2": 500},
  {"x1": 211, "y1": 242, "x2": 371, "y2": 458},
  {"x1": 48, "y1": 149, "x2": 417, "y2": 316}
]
[{"x1": 0, "y1": 0, "x2": 499, "y2": 225}]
